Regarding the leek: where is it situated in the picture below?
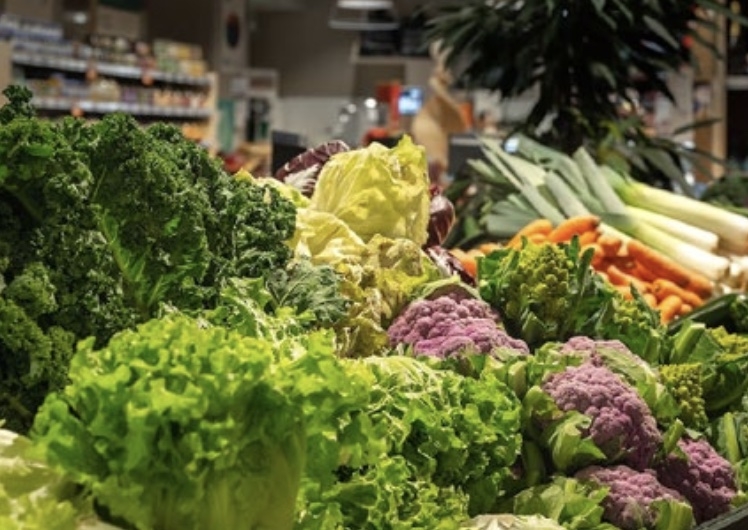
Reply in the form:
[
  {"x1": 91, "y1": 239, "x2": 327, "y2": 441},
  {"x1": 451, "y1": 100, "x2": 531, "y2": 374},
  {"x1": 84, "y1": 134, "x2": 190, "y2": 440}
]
[
  {"x1": 625, "y1": 206, "x2": 719, "y2": 252},
  {"x1": 604, "y1": 213, "x2": 730, "y2": 281},
  {"x1": 574, "y1": 150, "x2": 628, "y2": 215},
  {"x1": 544, "y1": 171, "x2": 590, "y2": 218},
  {"x1": 476, "y1": 141, "x2": 566, "y2": 224},
  {"x1": 512, "y1": 134, "x2": 591, "y2": 196},
  {"x1": 609, "y1": 173, "x2": 748, "y2": 251}
]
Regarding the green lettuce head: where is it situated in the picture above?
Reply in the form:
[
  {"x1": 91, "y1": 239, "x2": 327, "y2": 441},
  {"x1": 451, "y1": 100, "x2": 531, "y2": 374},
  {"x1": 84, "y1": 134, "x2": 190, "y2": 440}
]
[{"x1": 309, "y1": 135, "x2": 431, "y2": 246}]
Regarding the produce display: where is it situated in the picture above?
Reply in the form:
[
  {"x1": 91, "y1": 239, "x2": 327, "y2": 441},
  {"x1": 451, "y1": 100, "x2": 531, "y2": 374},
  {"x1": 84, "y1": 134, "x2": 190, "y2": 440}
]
[
  {"x1": 3, "y1": 85, "x2": 748, "y2": 530},
  {"x1": 447, "y1": 136, "x2": 748, "y2": 302}
]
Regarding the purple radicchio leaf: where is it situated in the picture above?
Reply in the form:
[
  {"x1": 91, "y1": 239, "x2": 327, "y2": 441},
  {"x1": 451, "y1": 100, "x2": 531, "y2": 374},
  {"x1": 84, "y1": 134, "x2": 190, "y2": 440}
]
[
  {"x1": 425, "y1": 184, "x2": 456, "y2": 248},
  {"x1": 274, "y1": 140, "x2": 350, "y2": 196}
]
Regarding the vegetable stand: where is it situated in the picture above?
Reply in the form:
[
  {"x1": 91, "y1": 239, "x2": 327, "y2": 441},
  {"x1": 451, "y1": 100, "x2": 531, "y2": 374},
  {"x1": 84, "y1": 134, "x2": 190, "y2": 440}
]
[{"x1": 4, "y1": 86, "x2": 748, "y2": 530}]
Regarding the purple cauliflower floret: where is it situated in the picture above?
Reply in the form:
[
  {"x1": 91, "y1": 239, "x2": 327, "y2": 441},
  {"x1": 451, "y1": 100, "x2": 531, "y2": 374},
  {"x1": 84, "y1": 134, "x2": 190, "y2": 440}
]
[
  {"x1": 561, "y1": 336, "x2": 629, "y2": 356},
  {"x1": 576, "y1": 465, "x2": 686, "y2": 530},
  {"x1": 560, "y1": 336, "x2": 648, "y2": 368},
  {"x1": 542, "y1": 362, "x2": 661, "y2": 470},
  {"x1": 387, "y1": 294, "x2": 529, "y2": 358},
  {"x1": 655, "y1": 437, "x2": 738, "y2": 523}
]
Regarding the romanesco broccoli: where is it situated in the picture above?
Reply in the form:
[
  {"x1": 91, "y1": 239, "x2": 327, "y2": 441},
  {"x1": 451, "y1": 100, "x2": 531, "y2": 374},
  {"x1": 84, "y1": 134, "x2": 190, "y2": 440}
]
[
  {"x1": 658, "y1": 363, "x2": 708, "y2": 430},
  {"x1": 478, "y1": 241, "x2": 610, "y2": 348}
]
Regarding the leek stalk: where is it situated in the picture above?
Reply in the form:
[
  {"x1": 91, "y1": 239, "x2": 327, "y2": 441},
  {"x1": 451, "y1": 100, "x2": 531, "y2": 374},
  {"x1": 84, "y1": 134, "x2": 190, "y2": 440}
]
[
  {"x1": 625, "y1": 206, "x2": 719, "y2": 252},
  {"x1": 609, "y1": 174, "x2": 748, "y2": 251},
  {"x1": 605, "y1": 213, "x2": 730, "y2": 281}
]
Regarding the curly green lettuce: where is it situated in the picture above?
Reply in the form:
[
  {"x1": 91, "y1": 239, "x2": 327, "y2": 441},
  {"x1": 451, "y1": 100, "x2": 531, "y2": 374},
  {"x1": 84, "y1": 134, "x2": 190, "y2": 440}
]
[{"x1": 31, "y1": 313, "x2": 369, "y2": 530}]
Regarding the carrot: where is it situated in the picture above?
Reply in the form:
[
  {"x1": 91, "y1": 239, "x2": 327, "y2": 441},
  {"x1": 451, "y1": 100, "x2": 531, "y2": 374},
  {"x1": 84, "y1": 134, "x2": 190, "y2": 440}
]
[
  {"x1": 506, "y1": 219, "x2": 554, "y2": 248},
  {"x1": 450, "y1": 249, "x2": 478, "y2": 278},
  {"x1": 643, "y1": 293, "x2": 658, "y2": 308},
  {"x1": 578, "y1": 230, "x2": 600, "y2": 246},
  {"x1": 527, "y1": 233, "x2": 548, "y2": 245},
  {"x1": 478, "y1": 242, "x2": 502, "y2": 255},
  {"x1": 605, "y1": 263, "x2": 651, "y2": 294},
  {"x1": 679, "y1": 303, "x2": 694, "y2": 316},
  {"x1": 630, "y1": 262, "x2": 659, "y2": 283},
  {"x1": 625, "y1": 239, "x2": 705, "y2": 288},
  {"x1": 685, "y1": 275, "x2": 714, "y2": 300},
  {"x1": 582, "y1": 243, "x2": 606, "y2": 268},
  {"x1": 657, "y1": 294, "x2": 683, "y2": 324},
  {"x1": 547, "y1": 215, "x2": 601, "y2": 243},
  {"x1": 597, "y1": 233, "x2": 623, "y2": 258},
  {"x1": 651, "y1": 278, "x2": 704, "y2": 308}
]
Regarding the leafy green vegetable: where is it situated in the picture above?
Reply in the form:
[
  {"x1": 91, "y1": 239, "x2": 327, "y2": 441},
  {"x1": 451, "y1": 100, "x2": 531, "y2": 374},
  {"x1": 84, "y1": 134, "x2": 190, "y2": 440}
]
[
  {"x1": 308, "y1": 135, "x2": 431, "y2": 246},
  {"x1": 0, "y1": 86, "x2": 297, "y2": 433},
  {"x1": 296, "y1": 356, "x2": 523, "y2": 527},
  {"x1": 0, "y1": 428, "x2": 87, "y2": 530},
  {"x1": 504, "y1": 476, "x2": 616, "y2": 530},
  {"x1": 461, "y1": 513, "x2": 565, "y2": 530},
  {"x1": 31, "y1": 314, "x2": 367, "y2": 530},
  {"x1": 264, "y1": 258, "x2": 349, "y2": 329}
]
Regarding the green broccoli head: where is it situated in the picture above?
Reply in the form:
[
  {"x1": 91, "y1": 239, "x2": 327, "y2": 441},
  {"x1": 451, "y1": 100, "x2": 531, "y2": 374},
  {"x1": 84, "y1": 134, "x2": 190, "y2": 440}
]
[{"x1": 658, "y1": 363, "x2": 708, "y2": 430}]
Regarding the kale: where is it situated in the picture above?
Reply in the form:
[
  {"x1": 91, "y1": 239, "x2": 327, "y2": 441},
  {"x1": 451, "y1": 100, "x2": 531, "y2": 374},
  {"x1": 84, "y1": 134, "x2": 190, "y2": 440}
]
[{"x1": 0, "y1": 88, "x2": 297, "y2": 433}]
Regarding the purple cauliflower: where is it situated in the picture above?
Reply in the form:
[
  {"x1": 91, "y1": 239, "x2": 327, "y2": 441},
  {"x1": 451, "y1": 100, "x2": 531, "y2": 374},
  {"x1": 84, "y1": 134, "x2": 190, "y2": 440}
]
[
  {"x1": 655, "y1": 437, "x2": 738, "y2": 523},
  {"x1": 542, "y1": 362, "x2": 662, "y2": 470},
  {"x1": 576, "y1": 465, "x2": 687, "y2": 530},
  {"x1": 560, "y1": 336, "x2": 648, "y2": 368},
  {"x1": 387, "y1": 294, "x2": 529, "y2": 358}
]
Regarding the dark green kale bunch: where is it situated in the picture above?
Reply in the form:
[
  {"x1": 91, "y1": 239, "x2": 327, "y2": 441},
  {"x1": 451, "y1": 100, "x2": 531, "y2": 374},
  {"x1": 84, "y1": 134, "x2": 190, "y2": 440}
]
[{"x1": 0, "y1": 86, "x2": 297, "y2": 433}]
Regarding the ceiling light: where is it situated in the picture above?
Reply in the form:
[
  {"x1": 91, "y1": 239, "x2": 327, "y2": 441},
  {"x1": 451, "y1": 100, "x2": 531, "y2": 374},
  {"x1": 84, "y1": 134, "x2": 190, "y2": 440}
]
[
  {"x1": 337, "y1": 0, "x2": 393, "y2": 9},
  {"x1": 329, "y1": 1, "x2": 399, "y2": 31}
]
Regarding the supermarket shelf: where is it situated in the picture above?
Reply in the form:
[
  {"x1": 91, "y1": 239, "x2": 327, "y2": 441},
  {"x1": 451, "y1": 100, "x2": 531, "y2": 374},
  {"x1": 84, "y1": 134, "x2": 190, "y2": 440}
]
[
  {"x1": 32, "y1": 96, "x2": 213, "y2": 119},
  {"x1": 12, "y1": 51, "x2": 212, "y2": 87},
  {"x1": 726, "y1": 76, "x2": 748, "y2": 90}
]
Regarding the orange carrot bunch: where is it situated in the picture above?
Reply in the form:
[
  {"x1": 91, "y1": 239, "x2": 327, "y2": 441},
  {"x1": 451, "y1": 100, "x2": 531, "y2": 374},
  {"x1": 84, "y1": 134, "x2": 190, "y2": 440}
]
[{"x1": 449, "y1": 214, "x2": 714, "y2": 324}]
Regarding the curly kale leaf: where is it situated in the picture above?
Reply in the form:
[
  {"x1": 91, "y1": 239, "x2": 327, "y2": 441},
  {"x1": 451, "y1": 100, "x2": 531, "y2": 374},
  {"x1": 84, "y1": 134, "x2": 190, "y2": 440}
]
[
  {"x1": 265, "y1": 258, "x2": 349, "y2": 328},
  {"x1": 0, "y1": 95, "x2": 298, "y2": 433},
  {"x1": 0, "y1": 85, "x2": 35, "y2": 125},
  {"x1": 0, "y1": 295, "x2": 74, "y2": 434}
]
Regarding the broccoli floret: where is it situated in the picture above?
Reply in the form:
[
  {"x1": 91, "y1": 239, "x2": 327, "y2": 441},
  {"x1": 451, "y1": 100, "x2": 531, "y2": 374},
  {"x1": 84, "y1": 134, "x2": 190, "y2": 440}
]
[
  {"x1": 658, "y1": 363, "x2": 708, "y2": 429},
  {"x1": 655, "y1": 437, "x2": 738, "y2": 523},
  {"x1": 387, "y1": 294, "x2": 529, "y2": 358},
  {"x1": 542, "y1": 361, "x2": 662, "y2": 470},
  {"x1": 575, "y1": 465, "x2": 691, "y2": 530}
]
